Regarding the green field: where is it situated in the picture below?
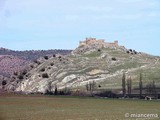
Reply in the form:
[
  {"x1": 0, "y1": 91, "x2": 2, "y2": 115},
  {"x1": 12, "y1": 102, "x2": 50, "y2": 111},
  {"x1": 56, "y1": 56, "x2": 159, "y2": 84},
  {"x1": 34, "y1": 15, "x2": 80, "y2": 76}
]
[{"x1": 0, "y1": 95, "x2": 159, "y2": 120}]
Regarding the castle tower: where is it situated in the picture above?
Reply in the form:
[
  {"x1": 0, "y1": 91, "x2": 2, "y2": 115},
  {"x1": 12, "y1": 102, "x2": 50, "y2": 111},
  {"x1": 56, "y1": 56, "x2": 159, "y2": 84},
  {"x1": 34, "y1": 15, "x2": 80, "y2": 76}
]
[{"x1": 114, "y1": 40, "x2": 118, "y2": 45}]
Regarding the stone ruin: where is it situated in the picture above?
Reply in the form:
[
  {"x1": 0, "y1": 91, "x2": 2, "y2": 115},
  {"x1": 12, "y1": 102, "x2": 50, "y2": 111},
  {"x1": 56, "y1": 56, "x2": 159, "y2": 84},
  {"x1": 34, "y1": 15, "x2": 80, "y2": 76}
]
[
  {"x1": 72, "y1": 37, "x2": 127, "y2": 55},
  {"x1": 79, "y1": 37, "x2": 119, "y2": 48}
]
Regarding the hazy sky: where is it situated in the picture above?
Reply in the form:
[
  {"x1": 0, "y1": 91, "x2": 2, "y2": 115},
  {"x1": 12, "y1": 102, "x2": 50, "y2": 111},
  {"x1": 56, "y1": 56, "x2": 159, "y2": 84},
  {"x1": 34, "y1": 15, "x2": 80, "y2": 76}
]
[{"x1": 0, "y1": 0, "x2": 160, "y2": 55}]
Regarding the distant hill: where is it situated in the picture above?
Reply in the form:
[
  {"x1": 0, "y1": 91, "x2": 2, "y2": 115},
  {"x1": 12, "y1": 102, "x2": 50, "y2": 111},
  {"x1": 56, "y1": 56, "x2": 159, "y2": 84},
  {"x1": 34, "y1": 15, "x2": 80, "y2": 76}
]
[
  {"x1": 0, "y1": 55, "x2": 28, "y2": 77},
  {"x1": 0, "y1": 47, "x2": 72, "y2": 61},
  {"x1": 7, "y1": 38, "x2": 160, "y2": 95}
]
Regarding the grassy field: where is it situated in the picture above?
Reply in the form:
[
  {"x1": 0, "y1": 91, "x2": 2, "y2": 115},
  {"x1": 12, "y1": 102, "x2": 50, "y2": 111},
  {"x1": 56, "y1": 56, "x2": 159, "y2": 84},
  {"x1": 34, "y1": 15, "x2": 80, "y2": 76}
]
[{"x1": 0, "y1": 95, "x2": 159, "y2": 120}]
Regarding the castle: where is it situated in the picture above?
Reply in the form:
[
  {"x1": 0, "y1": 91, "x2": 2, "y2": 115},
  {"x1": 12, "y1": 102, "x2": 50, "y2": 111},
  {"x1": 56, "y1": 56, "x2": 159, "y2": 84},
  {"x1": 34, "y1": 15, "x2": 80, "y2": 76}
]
[{"x1": 79, "y1": 37, "x2": 119, "y2": 47}]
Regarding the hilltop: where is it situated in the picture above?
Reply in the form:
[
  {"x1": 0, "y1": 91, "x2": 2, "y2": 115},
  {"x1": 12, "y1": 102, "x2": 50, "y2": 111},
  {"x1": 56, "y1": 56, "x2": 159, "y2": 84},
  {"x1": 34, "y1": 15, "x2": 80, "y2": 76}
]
[{"x1": 4, "y1": 38, "x2": 160, "y2": 95}]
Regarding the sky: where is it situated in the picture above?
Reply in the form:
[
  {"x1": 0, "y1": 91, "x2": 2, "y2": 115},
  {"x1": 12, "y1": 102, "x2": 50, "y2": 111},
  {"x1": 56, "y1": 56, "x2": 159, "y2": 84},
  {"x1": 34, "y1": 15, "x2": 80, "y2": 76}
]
[{"x1": 0, "y1": 0, "x2": 160, "y2": 55}]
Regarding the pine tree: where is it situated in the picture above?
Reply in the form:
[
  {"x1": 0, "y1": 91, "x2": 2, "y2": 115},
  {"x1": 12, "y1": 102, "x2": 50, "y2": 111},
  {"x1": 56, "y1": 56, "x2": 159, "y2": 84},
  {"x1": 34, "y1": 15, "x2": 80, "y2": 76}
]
[{"x1": 54, "y1": 84, "x2": 58, "y2": 95}]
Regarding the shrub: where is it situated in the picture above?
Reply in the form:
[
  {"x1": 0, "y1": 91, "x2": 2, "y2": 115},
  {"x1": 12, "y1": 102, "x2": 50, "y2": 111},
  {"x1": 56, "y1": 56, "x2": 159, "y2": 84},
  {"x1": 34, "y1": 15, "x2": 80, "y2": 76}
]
[
  {"x1": 30, "y1": 64, "x2": 34, "y2": 68},
  {"x1": 98, "y1": 85, "x2": 101, "y2": 88},
  {"x1": 13, "y1": 71, "x2": 18, "y2": 76},
  {"x1": 98, "y1": 49, "x2": 101, "y2": 52},
  {"x1": 22, "y1": 69, "x2": 27, "y2": 75},
  {"x1": 133, "y1": 50, "x2": 137, "y2": 54},
  {"x1": 126, "y1": 51, "x2": 130, "y2": 54},
  {"x1": 40, "y1": 68, "x2": 45, "y2": 72},
  {"x1": 34, "y1": 60, "x2": 41, "y2": 64},
  {"x1": 33, "y1": 60, "x2": 37, "y2": 63},
  {"x1": 112, "y1": 57, "x2": 117, "y2": 61},
  {"x1": 53, "y1": 54, "x2": 56, "y2": 57},
  {"x1": 42, "y1": 73, "x2": 49, "y2": 78},
  {"x1": 50, "y1": 63, "x2": 54, "y2": 66},
  {"x1": 48, "y1": 67, "x2": 51, "y2": 69},
  {"x1": 2, "y1": 80, "x2": 7, "y2": 86},
  {"x1": 44, "y1": 56, "x2": 49, "y2": 60},
  {"x1": 18, "y1": 75, "x2": 24, "y2": 80},
  {"x1": 25, "y1": 73, "x2": 30, "y2": 77}
]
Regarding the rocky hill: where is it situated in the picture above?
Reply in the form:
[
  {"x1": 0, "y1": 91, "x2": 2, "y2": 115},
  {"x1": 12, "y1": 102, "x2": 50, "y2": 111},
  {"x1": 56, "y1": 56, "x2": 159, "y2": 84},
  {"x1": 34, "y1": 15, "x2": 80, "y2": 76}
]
[
  {"x1": 0, "y1": 48, "x2": 72, "y2": 90},
  {"x1": 5, "y1": 38, "x2": 160, "y2": 94}
]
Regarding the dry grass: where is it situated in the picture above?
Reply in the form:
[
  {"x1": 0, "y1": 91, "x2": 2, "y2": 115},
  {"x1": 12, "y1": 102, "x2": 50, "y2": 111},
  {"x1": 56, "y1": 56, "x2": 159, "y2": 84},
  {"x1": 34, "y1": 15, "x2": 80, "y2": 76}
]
[{"x1": 0, "y1": 95, "x2": 160, "y2": 120}]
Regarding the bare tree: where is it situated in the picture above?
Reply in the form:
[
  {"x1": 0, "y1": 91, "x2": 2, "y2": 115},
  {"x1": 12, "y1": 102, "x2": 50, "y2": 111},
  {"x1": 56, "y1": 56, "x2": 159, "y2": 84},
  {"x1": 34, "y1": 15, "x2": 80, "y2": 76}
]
[
  {"x1": 122, "y1": 72, "x2": 126, "y2": 97},
  {"x1": 85, "y1": 82, "x2": 89, "y2": 91},
  {"x1": 127, "y1": 76, "x2": 132, "y2": 97},
  {"x1": 89, "y1": 81, "x2": 96, "y2": 92},
  {"x1": 139, "y1": 73, "x2": 143, "y2": 98},
  {"x1": 152, "y1": 80, "x2": 157, "y2": 97},
  {"x1": 48, "y1": 81, "x2": 52, "y2": 93},
  {"x1": 46, "y1": 81, "x2": 53, "y2": 95},
  {"x1": 146, "y1": 80, "x2": 157, "y2": 97}
]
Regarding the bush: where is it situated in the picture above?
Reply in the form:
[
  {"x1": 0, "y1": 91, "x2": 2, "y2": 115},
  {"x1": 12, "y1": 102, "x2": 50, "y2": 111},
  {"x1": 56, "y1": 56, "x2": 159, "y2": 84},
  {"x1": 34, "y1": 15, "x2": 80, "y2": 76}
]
[
  {"x1": 133, "y1": 50, "x2": 137, "y2": 54},
  {"x1": 2, "y1": 80, "x2": 7, "y2": 86},
  {"x1": 50, "y1": 63, "x2": 54, "y2": 66},
  {"x1": 48, "y1": 67, "x2": 51, "y2": 69},
  {"x1": 22, "y1": 69, "x2": 27, "y2": 75},
  {"x1": 98, "y1": 49, "x2": 101, "y2": 52},
  {"x1": 98, "y1": 85, "x2": 101, "y2": 88},
  {"x1": 13, "y1": 71, "x2": 18, "y2": 76},
  {"x1": 112, "y1": 57, "x2": 117, "y2": 61},
  {"x1": 126, "y1": 51, "x2": 130, "y2": 54},
  {"x1": 34, "y1": 60, "x2": 41, "y2": 64},
  {"x1": 18, "y1": 75, "x2": 24, "y2": 80},
  {"x1": 42, "y1": 73, "x2": 49, "y2": 78},
  {"x1": 44, "y1": 56, "x2": 49, "y2": 60},
  {"x1": 30, "y1": 64, "x2": 34, "y2": 68},
  {"x1": 53, "y1": 54, "x2": 56, "y2": 57},
  {"x1": 40, "y1": 68, "x2": 45, "y2": 72}
]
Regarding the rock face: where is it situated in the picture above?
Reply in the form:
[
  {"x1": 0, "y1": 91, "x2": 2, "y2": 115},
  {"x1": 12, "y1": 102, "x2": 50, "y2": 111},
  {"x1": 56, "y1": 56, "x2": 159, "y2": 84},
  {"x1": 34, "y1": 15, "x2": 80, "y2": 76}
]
[{"x1": 7, "y1": 38, "x2": 160, "y2": 94}]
